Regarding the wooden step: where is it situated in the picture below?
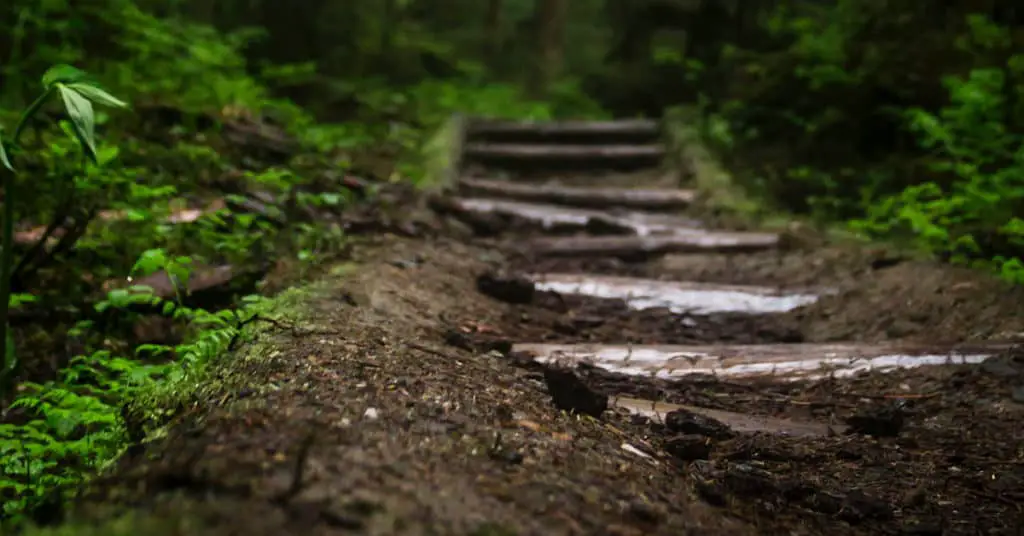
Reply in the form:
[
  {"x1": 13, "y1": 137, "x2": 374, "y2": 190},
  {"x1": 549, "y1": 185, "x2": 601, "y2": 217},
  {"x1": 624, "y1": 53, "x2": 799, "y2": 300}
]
[
  {"x1": 465, "y1": 119, "x2": 661, "y2": 144},
  {"x1": 465, "y1": 143, "x2": 664, "y2": 160},
  {"x1": 511, "y1": 342, "x2": 1008, "y2": 381},
  {"x1": 463, "y1": 143, "x2": 664, "y2": 172},
  {"x1": 528, "y1": 274, "x2": 820, "y2": 315},
  {"x1": 437, "y1": 197, "x2": 701, "y2": 236},
  {"x1": 524, "y1": 232, "x2": 780, "y2": 258},
  {"x1": 458, "y1": 178, "x2": 694, "y2": 210}
]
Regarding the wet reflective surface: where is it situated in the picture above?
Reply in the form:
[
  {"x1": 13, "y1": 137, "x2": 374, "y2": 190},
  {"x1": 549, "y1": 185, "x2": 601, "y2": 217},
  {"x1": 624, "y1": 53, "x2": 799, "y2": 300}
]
[
  {"x1": 451, "y1": 197, "x2": 701, "y2": 235},
  {"x1": 514, "y1": 342, "x2": 1000, "y2": 381},
  {"x1": 612, "y1": 396, "x2": 844, "y2": 437},
  {"x1": 530, "y1": 273, "x2": 820, "y2": 314},
  {"x1": 458, "y1": 177, "x2": 695, "y2": 209}
]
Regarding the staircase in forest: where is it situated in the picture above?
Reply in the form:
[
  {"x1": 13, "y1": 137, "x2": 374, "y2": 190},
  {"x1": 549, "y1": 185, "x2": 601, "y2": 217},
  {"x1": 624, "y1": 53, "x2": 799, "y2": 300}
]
[{"x1": 445, "y1": 114, "x2": 1007, "y2": 435}]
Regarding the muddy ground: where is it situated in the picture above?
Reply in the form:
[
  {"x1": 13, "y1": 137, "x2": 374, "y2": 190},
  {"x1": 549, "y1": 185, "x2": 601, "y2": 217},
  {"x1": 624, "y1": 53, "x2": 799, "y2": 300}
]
[
  {"x1": 41, "y1": 194, "x2": 1023, "y2": 536},
  {"x1": 464, "y1": 212, "x2": 1024, "y2": 535},
  {"x1": 34, "y1": 166, "x2": 1024, "y2": 536},
  {"x1": 61, "y1": 235, "x2": 751, "y2": 536}
]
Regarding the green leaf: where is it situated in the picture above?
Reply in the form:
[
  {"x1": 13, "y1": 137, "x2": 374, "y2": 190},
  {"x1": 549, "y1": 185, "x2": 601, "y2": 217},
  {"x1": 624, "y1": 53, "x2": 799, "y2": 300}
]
[
  {"x1": 4, "y1": 332, "x2": 16, "y2": 375},
  {"x1": 42, "y1": 64, "x2": 89, "y2": 88},
  {"x1": 0, "y1": 136, "x2": 12, "y2": 172},
  {"x1": 56, "y1": 84, "x2": 98, "y2": 162},
  {"x1": 66, "y1": 82, "x2": 128, "y2": 108},
  {"x1": 132, "y1": 248, "x2": 168, "y2": 276}
]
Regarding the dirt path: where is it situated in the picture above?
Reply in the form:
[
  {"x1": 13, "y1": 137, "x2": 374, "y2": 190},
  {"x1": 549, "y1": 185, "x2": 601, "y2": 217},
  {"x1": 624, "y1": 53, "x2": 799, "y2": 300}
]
[{"x1": 50, "y1": 118, "x2": 1024, "y2": 535}]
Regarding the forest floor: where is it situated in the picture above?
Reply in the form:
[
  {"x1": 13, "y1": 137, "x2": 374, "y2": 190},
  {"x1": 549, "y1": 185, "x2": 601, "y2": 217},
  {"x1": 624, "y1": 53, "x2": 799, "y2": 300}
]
[{"x1": 39, "y1": 121, "x2": 1024, "y2": 536}]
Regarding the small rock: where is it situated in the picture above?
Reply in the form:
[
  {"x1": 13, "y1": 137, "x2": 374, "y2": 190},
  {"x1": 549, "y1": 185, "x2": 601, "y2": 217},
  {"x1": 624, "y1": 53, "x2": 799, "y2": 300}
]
[
  {"x1": 845, "y1": 402, "x2": 904, "y2": 437},
  {"x1": 839, "y1": 490, "x2": 893, "y2": 522},
  {"x1": 489, "y1": 448, "x2": 524, "y2": 465},
  {"x1": 694, "y1": 479, "x2": 727, "y2": 507},
  {"x1": 625, "y1": 499, "x2": 666, "y2": 525},
  {"x1": 363, "y1": 407, "x2": 379, "y2": 420},
  {"x1": 691, "y1": 460, "x2": 719, "y2": 478},
  {"x1": 982, "y1": 358, "x2": 1021, "y2": 378},
  {"x1": 542, "y1": 366, "x2": 608, "y2": 417},
  {"x1": 664, "y1": 434, "x2": 713, "y2": 461},
  {"x1": 901, "y1": 522, "x2": 943, "y2": 536},
  {"x1": 870, "y1": 255, "x2": 904, "y2": 270},
  {"x1": 664, "y1": 410, "x2": 735, "y2": 439},
  {"x1": 885, "y1": 320, "x2": 918, "y2": 338},
  {"x1": 476, "y1": 271, "x2": 534, "y2": 304},
  {"x1": 443, "y1": 329, "x2": 474, "y2": 351},
  {"x1": 572, "y1": 315, "x2": 605, "y2": 329},
  {"x1": 723, "y1": 463, "x2": 778, "y2": 496}
]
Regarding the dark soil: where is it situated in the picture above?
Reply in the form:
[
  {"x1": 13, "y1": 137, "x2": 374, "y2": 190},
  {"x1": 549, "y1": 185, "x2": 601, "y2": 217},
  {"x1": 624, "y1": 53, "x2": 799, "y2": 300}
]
[
  {"x1": 596, "y1": 354, "x2": 1024, "y2": 536},
  {"x1": 514, "y1": 245, "x2": 1024, "y2": 344},
  {"x1": 483, "y1": 249, "x2": 1024, "y2": 535},
  {"x1": 62, "y1": 236, "x2": 751, "y2": 536},
  {"x1": 44, "y1": 155, "x2": 1024, "y2": 534},
  {"x1": 444, "y1": 187, "x2": 1024, "y2": 534}
]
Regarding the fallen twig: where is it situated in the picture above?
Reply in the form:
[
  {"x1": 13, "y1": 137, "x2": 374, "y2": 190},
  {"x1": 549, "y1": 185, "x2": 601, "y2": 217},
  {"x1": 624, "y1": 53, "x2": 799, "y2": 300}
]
[
  {"x1": 271, "y1": 430, "x2": 317, "y2": 504},
  {"x1": 406, "y1": 341, "x2": 458, "y2": 360}
]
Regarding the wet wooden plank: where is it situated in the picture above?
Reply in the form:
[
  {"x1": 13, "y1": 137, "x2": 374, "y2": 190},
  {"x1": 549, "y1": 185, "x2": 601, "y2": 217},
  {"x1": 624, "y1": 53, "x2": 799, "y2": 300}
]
[
  {"x1": 466, "y1": 119, "x2": 660, "y2": 137},
  {"x1": 512, "y1": 342, "x2": 1009, "y2": 381},
  {"x1": 612, "y1": 396, "x2": 845, "y2": 437},
  {"x1": 458, "y1": 178, "x2": 695, "y2": 210},
  {"x1": 464, "y1": 143, "x2": 665, "y2": 160},
  {"x1": 525, "y1": 232, "x2": 780, "y2": 258},
  {"x1": 528, "y1": 274, "x2": 819, "y2": 314},
  {"x1": 440, "y1": 197, "x2": 701, "y2": 236}
]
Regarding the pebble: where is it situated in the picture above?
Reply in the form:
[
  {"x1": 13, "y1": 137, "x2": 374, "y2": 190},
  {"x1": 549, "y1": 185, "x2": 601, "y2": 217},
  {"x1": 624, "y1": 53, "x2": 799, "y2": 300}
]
[
  {"x1": 1011, "y1": 385, "x2": 1024, "y2": 404},
  {"x1": 363, "y1": 407, "x2": 380, "y2": 420}
]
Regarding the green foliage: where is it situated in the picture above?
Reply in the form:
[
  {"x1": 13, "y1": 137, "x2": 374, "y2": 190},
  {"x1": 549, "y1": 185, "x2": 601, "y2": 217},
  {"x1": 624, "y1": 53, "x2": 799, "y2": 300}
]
[
  {"x1": 703, "y1": 3, "x2": 1024, "y2": 281},
  {"x1": 0, "y1": 265, "x2": 250, "y2": 526},
  {"x1": 0, "y1": 1, "x2": 610, "y2": 530},
  {"x1": 853, "y1": 42, "x2": 1024, "y2": 279},
  {"x1": 1, "y1": 65, "x2": 128, "y2": 400}
]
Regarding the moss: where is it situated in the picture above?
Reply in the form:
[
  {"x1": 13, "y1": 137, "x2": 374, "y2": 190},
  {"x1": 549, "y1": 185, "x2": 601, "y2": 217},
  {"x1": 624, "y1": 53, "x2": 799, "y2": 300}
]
[
  {"x1": 16, "y1": 271, "x2": 352, "y2": 535},
  {"x1": 22, "y1": 511, "x2": 205, "y2": 536},
  {"x1": 470, "y1": 523, "x2": 519, "y2": 536},
  {"x1": 413, "y1": 113, "x2": 465, "y2": 192},
  {"x1": 664, "y1": 106, "x2": 924, "y2": 251},
  {"x1": 664, "y1": 106, "x2": 763, "y2": 224}
]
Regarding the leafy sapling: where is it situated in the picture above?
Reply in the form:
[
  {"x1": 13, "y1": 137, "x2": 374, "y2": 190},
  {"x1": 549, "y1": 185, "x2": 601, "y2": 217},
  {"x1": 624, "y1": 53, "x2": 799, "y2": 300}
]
[{"x1": 0, "y1": 64, "x2": 128, "y2": 398}]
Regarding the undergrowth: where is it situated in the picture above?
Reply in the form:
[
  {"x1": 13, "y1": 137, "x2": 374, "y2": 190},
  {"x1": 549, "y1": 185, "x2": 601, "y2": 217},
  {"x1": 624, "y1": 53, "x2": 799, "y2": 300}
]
[
  {"x1": 0, "y1": 1, "x2": 602, "y2": 530},
  {"x1": 699, "y1": 5, "x2": 1024, "y2": 282}
]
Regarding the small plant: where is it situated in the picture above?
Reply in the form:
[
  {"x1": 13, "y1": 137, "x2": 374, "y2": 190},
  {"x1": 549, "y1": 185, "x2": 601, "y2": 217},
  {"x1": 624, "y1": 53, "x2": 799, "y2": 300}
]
[{"x1": 0, "y1": 65, "x2": 127, "y2": 399}]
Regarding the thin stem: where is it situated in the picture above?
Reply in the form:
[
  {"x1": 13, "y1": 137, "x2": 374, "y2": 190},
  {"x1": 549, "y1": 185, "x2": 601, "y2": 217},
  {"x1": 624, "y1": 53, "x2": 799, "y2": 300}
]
[
  {"x1": 13, "y1": 89, "x2": 52, "y2": 142},
  {"x1": 0, "y1": 167, "x2": 15, "y2": 394},
  {"x1": 0, "y1": 88, "x2": 50, "y2": 397}
]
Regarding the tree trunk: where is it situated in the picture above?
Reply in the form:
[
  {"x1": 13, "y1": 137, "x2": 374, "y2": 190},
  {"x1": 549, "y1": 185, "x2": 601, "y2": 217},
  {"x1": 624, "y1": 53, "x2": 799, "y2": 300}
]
[
  {"x1": 528, "y1": 0, "x2": 569, "y2": 98},
  {"x1": 484, "y1": 0, "x2": 503, "y2": 59}
]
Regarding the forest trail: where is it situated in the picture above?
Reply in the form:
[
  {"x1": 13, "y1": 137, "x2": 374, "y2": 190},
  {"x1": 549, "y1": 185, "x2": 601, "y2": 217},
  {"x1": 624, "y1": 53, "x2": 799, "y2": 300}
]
[{"x1": 61, "y1": 117, "x2": 1024, "y2": 535}]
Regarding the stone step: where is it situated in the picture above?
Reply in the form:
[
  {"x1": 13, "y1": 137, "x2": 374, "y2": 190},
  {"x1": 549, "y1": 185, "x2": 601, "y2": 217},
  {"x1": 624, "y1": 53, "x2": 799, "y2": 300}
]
[
  {"x1": 458, "y1": 177, "x2": 695, "y2": 211},
  {"x1": 511, "y1": 342, "x2": 1008, "y2": 381}
]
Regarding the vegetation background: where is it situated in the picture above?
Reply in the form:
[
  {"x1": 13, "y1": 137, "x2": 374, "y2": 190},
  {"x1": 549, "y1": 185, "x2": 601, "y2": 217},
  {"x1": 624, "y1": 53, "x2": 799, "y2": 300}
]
[{"x1": 1, "y1": 0, "x2": 1021, "y2": 530}]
